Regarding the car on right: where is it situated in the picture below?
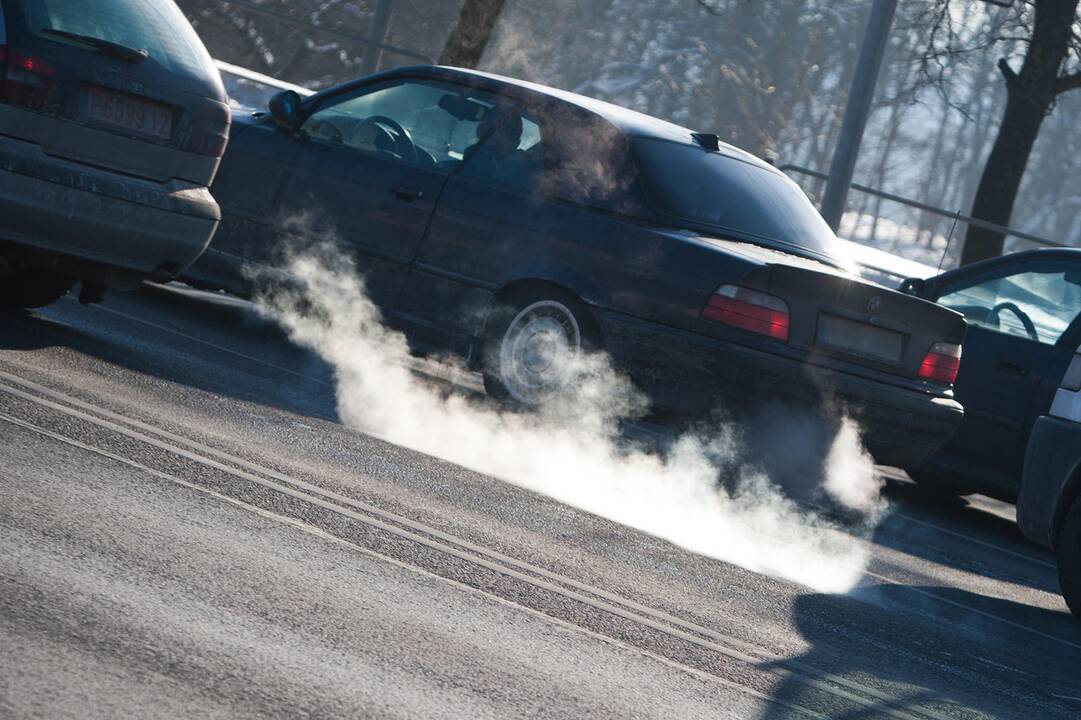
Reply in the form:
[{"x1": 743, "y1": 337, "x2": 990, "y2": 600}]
[
  {"x1": 900, "y1": 248, "x2": 1081, "y2": 501},
  {"x1": 1015, "y1": 342, "x2": 1081, "y2": 617}
]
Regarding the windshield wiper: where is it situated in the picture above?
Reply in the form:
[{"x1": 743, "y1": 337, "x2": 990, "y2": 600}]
[{"x1": 41, "y1": 28, "x2": 149, "y2": 63}]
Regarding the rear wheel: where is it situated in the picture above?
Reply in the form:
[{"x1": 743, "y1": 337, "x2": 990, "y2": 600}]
[
  {"x1": 1057, "y1": 496, "x2": 1081, "y2": 618},
  {"x1": 481, "y1": 289, "x2": 598, "y2": 406},
  {"x1": 0, "y1": 268, "x2": 75, "y2": 309}
]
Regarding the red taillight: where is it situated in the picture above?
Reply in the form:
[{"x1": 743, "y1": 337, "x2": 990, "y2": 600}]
[
  {"x1": 918, "y1": 341, "x2": 962, "y2": 385},
  {"x1": 1, "y1": 49, "x2": 57, "y2": 110},
  {"x1": 702, "y1": 285, "x2": 790, "y2": 341}
]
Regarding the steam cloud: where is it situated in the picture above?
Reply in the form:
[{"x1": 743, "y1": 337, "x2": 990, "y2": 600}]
[{"x1": 258, "y1": 243, "x2": 885, "y2": 594}]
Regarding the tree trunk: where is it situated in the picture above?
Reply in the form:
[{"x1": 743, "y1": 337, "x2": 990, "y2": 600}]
[
  {"x1": 960, "y1": 0, "x2": 1080, "y2": 265},
  {"x1": 438, "y1": 0, "x2": 507, "y2": 68}
]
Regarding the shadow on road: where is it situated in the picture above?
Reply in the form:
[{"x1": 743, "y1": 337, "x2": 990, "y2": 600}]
[
  {"x1": 871, "y1": 478, "x2": 1060, "y2": 594},
  {"x1": 759, "y1": 586, "x2": 1081, "y2": 720},
  {"x1": 0, "y1": 289, "x2": 341, "y2": 425}
]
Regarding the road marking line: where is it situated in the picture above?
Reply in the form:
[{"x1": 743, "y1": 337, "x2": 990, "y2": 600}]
[
  {"x1": 0, "y1": 372, "x2": 955, "y2": 720},
  {"x1": 0, "y1": 411, "x2": 829, "y2": 720}
]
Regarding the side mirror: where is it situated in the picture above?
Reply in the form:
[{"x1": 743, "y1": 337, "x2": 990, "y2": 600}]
[
  {"x1": 268, "y1": 90, "x2": 302, "y2": 130},
  {"x1": 899, "y1": 277, "x2": 927, "y2": 297}
]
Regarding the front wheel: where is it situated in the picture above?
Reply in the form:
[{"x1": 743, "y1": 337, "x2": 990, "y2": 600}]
[
  {"x1": 1057, "y1": 495, "x2": 1081, "y2": 619},
  {"x1": 481, "y1": 290, "x2": 597, "y2": 406},
  {"x1": 0, "y1": 268, "x2": 75, "y2": 309}
]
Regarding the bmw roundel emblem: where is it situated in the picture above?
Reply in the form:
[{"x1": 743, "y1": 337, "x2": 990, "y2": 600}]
[{"x1": 867, "y1": 296, "x2": 883, "y2": 313}]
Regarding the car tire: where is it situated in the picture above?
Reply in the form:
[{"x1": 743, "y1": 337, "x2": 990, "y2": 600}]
[
  {"x1": 0, "y1": 269, "x2": 75, "y2": 309},
  {"x1": 481, "y1": 288, "x2": 600, "y2": 406},
  {"x1": 1057, "y1": 495, "x2": 1081, "y2": 619}
]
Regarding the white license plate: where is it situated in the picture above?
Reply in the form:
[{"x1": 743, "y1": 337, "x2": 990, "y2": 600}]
[{"x1": 84, "y1": 86, "x2": 173, "y2": 141}]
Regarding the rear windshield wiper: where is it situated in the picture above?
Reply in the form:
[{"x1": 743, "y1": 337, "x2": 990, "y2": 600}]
[{"x1": 41, "y1": 28, "x2": 149, "y2": 63}]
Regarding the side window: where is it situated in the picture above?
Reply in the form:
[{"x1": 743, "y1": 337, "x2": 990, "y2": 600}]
[
  {"x1": 542, "y1": 108, "x2": 638, "y2": 211},
  {"x1": 458, "y1": 107, "x2": 545, "y2": 194},
  {"x1": 299, "y1": 79, "x2": 500, "y2": 170},
  {"x1": 937, "y1": 267, "x2": 1081, "y2": 344}
]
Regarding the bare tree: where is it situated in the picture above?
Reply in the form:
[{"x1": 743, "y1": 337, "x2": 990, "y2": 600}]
[
  {"x1": 439, "y1": 0, "x2": 506, "y2": 68},
  {"x1": 919, "y1": 0, "x2": 1081, "y2": 264}
]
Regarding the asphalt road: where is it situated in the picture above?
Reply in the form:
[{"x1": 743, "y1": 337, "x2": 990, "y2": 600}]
[{"x1": 2, "y1": 283, "x2": 1080, "y2": 719}]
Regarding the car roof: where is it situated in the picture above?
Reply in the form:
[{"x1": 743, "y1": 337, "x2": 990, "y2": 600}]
[{"x1": 355, "y1": 64, "x2": 777, "y2": 173}]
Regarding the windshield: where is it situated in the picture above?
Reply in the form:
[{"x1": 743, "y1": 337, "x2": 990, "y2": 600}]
[
  {"x1": 631, "y1": 137, "x2": 838, "y2": 259},
  {"x1": 20, "y1": 0, "x2": 215, "y2": 78}
]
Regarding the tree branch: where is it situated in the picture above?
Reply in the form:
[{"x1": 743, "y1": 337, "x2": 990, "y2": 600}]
[
  {"x1": 1055, "y1": 69, "x2": 1081, "y2": 95},
  {"x1": 998, "y1": 57, "x2": 1019, "y2": 86},
  {"x1": 694, "y1": 0, "x2": 722, "y2": 15}
]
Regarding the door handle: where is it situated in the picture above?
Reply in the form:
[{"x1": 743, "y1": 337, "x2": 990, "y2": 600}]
[
  {"x1": 997, "y1": 360, "x2": 1030, "y2": 376},
  {"x1": 392, "y1": 185, "x2": 424, "y2": 201}
]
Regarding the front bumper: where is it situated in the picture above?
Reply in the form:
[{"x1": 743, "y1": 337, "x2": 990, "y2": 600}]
[
  {"x1": 0, "y1": 134, "x2": 219, "y2": 283},
  {"x1": 596, "y1": 308, "x2": 963, "y2": 468}
]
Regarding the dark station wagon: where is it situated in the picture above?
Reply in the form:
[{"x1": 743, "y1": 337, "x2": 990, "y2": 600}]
[
  {"x1": 186, "y1": 65, "x2": 967, "y2": 468},
  {"x1": 0, "y1": 0, "x2": 228, "y2": 308}
]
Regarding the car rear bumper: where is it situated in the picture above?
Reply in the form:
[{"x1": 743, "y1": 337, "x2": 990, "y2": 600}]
[
  {"x1": 0, "y1": 134, "x2": 219, "y2": 283},
  {"x1": 596, "y1": 308, "x2": 963, "y2": 468},
  {"x1": 1017, "y1": 416, "x2": 1081, "y2": 550}
]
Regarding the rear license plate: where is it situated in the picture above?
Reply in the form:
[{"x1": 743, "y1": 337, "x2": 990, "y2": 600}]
[
  {"x1": 816, "y1": 314, "x2": 904, "y2": 364},
  {"x1": 83, "y1": 86, "x2": 173, "y2": 141}
]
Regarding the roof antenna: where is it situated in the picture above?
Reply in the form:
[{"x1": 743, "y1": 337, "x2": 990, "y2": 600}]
[{"x1": 692, "y1": 132, "x2": 720, "y2": 151}]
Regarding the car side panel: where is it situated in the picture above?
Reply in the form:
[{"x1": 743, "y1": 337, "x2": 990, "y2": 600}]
[{"x1": 393, "y1": 174, "x2": 735, "y2": 354}]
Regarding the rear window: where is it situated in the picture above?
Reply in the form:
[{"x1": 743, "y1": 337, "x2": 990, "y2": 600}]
[
  {"x1": 632, "y1": 137, "x2": 838, "y2": 258},
  {"x1": 19, "y1": 0, "x2": 213, "y2": 77}
]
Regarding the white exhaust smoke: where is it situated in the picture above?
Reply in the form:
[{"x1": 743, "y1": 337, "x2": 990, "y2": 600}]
[{"x1": 258, "y1": 245, "x2": 884, "y2": 594}]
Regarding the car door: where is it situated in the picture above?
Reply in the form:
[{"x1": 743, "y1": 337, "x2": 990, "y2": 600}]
[
  {"x1": 395, "y1": 100, "x2": 638, "y2": 358},
  {"x1": 280, "y1": 78, "x2": 472, "y2": 310},
  {"x1": 920, "y1": 254, "x2": 1081, "y2": 497}
]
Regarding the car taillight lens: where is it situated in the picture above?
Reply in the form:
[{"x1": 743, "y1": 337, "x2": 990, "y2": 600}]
[
  {"x1": 918, "y1": 341, "x2": 962, "y2": 385},
  {"x1": 1, "y1": 49, "x2": 57, "y2": 110},
  {"x1": 702, "y1": 284, "x2": 790, "y2": 341}
]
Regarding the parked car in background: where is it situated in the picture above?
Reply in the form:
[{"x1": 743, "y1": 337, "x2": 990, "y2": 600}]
[
  {"x1": 1016, "y1": 342, "x2": 1081, "y2": 617},
  {"x1": 0, "y1": 0, "x2": 229, "y2": 309},
  {"x1": 185, "y1": 65, "x2": 967, "y2": 468},
  {"x1": 901, "y1": 249, "x2": 1081, "y2": 500}
]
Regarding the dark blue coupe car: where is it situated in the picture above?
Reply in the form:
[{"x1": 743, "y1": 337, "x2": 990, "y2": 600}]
[{"x1": 185, "y1": 65, "x2": 966, "y2": 468}]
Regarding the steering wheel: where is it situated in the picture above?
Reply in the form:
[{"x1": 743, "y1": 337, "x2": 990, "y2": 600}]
[
  {"x1": 354, "y1": 115, "x2": 419, "y2": 165},
  {"x1": 990, "y1": 301, "x2": 1039, "y2": 341}
]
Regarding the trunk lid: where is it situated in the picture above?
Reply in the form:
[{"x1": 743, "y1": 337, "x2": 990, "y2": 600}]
[
  {"x1": 763, "y1": 261, "x2": 966, "y2": 380},
  {"x1": 708, "y1": 237, "x2": 966, "y2": 381},
  {"x1": 0, "y1": 0, "x2": 228, "y2": 184}
]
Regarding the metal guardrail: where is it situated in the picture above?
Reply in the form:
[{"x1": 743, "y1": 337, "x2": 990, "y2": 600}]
[{"x1": 779, "y1": 163, "x2": 1065, "y2": 251}]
